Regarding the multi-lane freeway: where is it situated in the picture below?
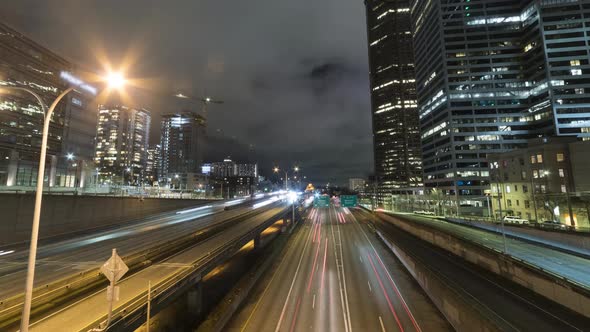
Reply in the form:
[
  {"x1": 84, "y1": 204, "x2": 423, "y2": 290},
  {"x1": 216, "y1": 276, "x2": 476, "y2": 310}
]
[
  {"x1": 0, "y1": 195, "x2": 287, "y2": 331},
  {"x1": 230, "y1": 206, "x2": 451, "y2": 332}
]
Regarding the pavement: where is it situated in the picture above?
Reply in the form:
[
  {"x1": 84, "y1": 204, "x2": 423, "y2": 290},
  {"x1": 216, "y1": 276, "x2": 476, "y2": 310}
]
[
  {"x1": 381, "y1": 212, "x2": 590, "y2": 289},
  {"x1": 229, "y1": 206, "x2": 451, "y2": 332}
]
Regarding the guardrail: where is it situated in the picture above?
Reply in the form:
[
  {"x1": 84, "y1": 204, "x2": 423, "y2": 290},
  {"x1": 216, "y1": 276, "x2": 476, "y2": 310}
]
[
  {"x1": 0, "y1": 204, "x2": 271, "y2": 331},
  {"x1": 85, "y1": 207, "x2": 290, "y2": 332}
]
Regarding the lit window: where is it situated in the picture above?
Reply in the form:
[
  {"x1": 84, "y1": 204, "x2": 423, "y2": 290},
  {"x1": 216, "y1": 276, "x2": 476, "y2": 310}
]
[
  {"x1": 571, "y1": 69, "x2": 582, "y2": 76},
  {"x1": 521, "y1": 171, "x2": 527, "y2": 180},
  {"x1": 570, "y1": 60, "x2": 581, "y2": 66},
  {"x1": 506, "y1": 185, "x2": 511, "y2": 193},
  {"x1": 531, "y1": 155, "x2": 536, "y2": 164},
  {"x1": 556, "y1": 153, "x2": 564, "y2": 162},
  {"x1": 537, "y1": 154, "x2": 543, "y2": 163},
  {"x1": 533, "y1": 170, "x2": 539, "y2": 178},
  {"x1": 559, "y1": 169, "x2": 565, "y2": 178},
  {"x1": 561, "y1": 185, "x2": 567, "y2": 193},
  {"x1": 541, "y1": 185, "x2": 546, "y2": 193}
]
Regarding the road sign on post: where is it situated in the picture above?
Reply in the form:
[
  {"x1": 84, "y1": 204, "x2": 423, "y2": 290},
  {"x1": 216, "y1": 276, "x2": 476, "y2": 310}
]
[
  {"x1": 340, "y1": 195, "x2": 358, "y2": 207},
  {"x1": 100, "y1": 250, "x2": 129, "y2": 283}
]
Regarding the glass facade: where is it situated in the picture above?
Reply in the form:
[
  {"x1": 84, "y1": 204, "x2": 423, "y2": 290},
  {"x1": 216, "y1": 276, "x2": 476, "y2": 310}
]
[
  {"x1": 159, "y1": 111, "x2": 206, "y2": 179},
  {"x1": 94, "y1": 105, "x2": 151, "y2": 184},
  {"x1": 364, "y1": 0, "x2": 424, "y2": 204},
  {"x1": 0, "y1": 23, "x2": 95, "y2": 186},
  {"x1": 410, "y1": 0, "x2": 590, "y2": 206}
]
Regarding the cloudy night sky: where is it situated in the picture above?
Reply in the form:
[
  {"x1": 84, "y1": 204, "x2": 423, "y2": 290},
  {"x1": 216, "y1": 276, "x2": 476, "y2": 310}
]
[{"x1": 2, "y1": 1, "x2": 373, "y2": 185}]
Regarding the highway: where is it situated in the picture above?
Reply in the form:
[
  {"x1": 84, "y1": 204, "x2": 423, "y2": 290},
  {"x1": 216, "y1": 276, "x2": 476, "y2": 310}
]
[
  {"x1": 380, "y1": 212, "x2": 590, "y2": 288},
  {"x1": 0, "y1": 195, "x2": 283, "y2": 330},
  {"x1": 371, "y1": 210, "x2": 590, "y2": 331},
  {"x1": 231, "y1": 206, "x2": 450, "y2": 332}
]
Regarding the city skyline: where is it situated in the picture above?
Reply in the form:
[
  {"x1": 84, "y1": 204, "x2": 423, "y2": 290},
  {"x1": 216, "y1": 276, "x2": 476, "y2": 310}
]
[{"x1": 1, "y1": 1, "x2": 373, "y2": 185}]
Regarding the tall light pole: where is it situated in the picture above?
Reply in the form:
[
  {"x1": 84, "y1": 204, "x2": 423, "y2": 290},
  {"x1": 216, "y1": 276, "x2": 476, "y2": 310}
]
[
  {"x1": 274, "y1": 166, "x2": 299, "y2": 191},
  {"x1": 0, "y1": 71, "x2": 126, "y2": 332}
]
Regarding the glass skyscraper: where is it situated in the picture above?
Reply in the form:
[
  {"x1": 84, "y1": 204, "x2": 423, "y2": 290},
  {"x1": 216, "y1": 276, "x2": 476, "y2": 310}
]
[
  {"x1": 0, "y1": 22, "x2": 96, "y2": 188},
  {"x1": 94, "y1": 105, "x2": 151, "y2": 185},
  {"x1": 364, "y1": 0, "x2": 424, "y2": 205},
  {"x1": 159, "y1": 111, "x2": 206, "y2": 179},
  {"x1": 410, "y1": 0, "x2": 590, "y2": 209}
]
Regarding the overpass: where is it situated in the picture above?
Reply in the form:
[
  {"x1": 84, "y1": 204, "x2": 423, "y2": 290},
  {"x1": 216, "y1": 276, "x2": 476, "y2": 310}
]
[{"x1": 0, "y1": 195, "x2": 293, "y2": 331}]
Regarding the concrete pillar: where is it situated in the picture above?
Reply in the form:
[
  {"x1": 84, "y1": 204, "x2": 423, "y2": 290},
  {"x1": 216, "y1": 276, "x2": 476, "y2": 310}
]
[
  {"x1": 187, "y1": 282, "x2": 203, "y2": 316},
  {"x1": 48, "y1": 155, "x2": 57, "y2": 187},
  {"x1": 254, "y1": 233, "x2": 262, "y2": 249},
  {"x1": 7, "y1": 150, "x2": 18, "y2": 186}
]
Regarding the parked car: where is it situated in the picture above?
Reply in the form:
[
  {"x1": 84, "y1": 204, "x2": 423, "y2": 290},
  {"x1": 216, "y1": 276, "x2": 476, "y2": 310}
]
[
  {"x1": 503, "y1": 215, "x2": 529, "y2": 225},
  {"x1": 539, "y1": 220, "x2": 568, "y2": 231},
  {"x1": 422, "y1": 211, "x2": 435, "y2": 215},
  {"x1": 413, "y1": 210, "x2": 425, "y2": 214}
]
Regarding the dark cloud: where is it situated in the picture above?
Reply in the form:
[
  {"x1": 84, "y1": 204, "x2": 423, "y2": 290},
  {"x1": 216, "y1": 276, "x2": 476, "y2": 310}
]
[{"x1": 2, "y1": 0, "x2": 373, "y2": 185}]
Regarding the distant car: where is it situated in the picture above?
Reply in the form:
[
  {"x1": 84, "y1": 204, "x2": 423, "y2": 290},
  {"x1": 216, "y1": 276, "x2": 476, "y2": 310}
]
[
  {"x1": 539, "y1": 220, "x2": 568, "y2": 231},
  {"x1": 422, "y1": 211, "x2": 435, "y2": 216},
  {"x1": 503, "y1": 215, "x2": 529, "y2": 225},
  {"x1": 413, "y1": 210, "x2": 425, "y2": 215}
]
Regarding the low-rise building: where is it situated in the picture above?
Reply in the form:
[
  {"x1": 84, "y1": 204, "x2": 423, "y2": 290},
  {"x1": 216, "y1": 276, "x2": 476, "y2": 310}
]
[{"x1": 489, "y1": 137, "x2": 590, "y2": 229}]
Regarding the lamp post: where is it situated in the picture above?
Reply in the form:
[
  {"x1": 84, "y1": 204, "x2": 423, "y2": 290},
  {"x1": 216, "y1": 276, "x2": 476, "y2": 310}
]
[
  {"x1": 0, "y1": 71, "x2": 125, "y2": 332},
  {"x1": 273, "y1": 166, "x2": 299, "y2": 191}
]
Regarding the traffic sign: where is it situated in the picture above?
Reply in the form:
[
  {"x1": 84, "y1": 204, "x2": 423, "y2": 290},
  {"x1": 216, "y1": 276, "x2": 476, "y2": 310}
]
[
  {"x1": 340, "y1": 195, "x2": 358, "y2": 207},
  {"x1": 100, "y1": 250, "x2": 129, "y2": 283},
  {"x1": 314, "y1": 195, "x2": 330, "y2": 207}
]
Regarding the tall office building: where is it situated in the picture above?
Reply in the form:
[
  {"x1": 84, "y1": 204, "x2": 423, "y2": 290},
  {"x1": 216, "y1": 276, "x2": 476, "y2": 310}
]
[
  {"x1": 364, "y1": 0, "x2": 423, "y2": 205},
  {"x1": 94, "y1": 105, "x2": 151, "y2": 184},
  {"x1": 159, "y1": 111, "x2": 206, "y2": 179},
  {"x1": 411, "y1": 0, "x2": 590, "y2": 208},
  {"x1": 0, "y1": 22, "x2": 97, "y2": 188}
]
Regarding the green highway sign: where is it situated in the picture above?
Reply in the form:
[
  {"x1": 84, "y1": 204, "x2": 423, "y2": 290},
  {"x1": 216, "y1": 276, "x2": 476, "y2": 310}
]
[
  {"x1": 340, "y1": 195, "x2": 358, "y2": 207},
  {"x1": 314, "y1": 195, "x2": 330, "y2": 207}
]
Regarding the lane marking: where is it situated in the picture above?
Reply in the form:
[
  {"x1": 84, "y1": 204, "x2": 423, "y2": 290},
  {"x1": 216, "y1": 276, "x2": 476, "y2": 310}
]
[
  {"x1": 329, "y1": 209, "x2": 352, "y2": 331},
  {"x1": 271, "y1": 212, "x2": 316, "y2": 332},
  {"x1": 335, "y1": 207, "x2": 352, "y2": 332},
  {"x1": 320, "y1": 238, "x2": 328, "y2": 294},
  {"x1": 312, "y1": 293, "x2": 316, "y2": 309},
  {"x1": 306, "y1": 235, "x2": 322, "y2": 292},
  {"x1": 379, "y1": 315, "x2": 387, "y2": 332},
  {"x1": 368, "y1": 254, "x2": 404, "y2": 332},
  {"x1": 368, "y1": 280, "x2": 372, "y2": 292},
  {"x1": 289, "y1": 296, "x2": 302, "y2": 332},
  {"x1": 353, "y1": 212, "x2": 422, "y2": 332}
]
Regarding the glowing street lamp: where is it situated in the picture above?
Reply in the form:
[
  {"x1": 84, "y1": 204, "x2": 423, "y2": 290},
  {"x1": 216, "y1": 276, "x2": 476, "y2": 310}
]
[{"x1": 1, "y1": 70, "x2": 127, "y2": 332}]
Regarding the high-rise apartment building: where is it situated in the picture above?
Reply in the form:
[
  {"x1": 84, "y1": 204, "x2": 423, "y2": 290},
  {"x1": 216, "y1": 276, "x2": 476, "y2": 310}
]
[
  {"x1": 94, "y1": 105, "x2": 151, "y2": 184},
  {"x1": 410, "y1": 0, "x2": 590, "y2": 208},
  {"x1": 0, "y1": 22, "x2": 97, "y2": 188},
  {"x1": 364, "y1": 0, "x2": 423, "y2": 204},
  {"x1": 145, "y1": 144, "x2": 161, "y2": 183},
  {"x1": 159, "y1": 111, "x2": 206, "y2": 179}
]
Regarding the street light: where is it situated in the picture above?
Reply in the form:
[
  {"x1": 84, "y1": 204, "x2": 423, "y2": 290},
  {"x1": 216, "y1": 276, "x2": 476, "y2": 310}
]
[
  {"x1": 0, "y1": 71, "x2": 126, "y2": 332},
  {"x1": 273, "y1": 166, "x2": 299, "y2": 191}
]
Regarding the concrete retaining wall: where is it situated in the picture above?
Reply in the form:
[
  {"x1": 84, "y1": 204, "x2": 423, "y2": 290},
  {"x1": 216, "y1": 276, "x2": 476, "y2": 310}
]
[
  {"x1": 447, "y1": 218, "x2": 590, "y2": 256},
  {"x1": 378, "y1": 213, "x2": 590, "y2": 318},
  {"x1": 375, "y1": 230, "x2": 501, "y2": 332},
  {"x1": 0, "y1": 193, "x2": 212, "y2": 245}
]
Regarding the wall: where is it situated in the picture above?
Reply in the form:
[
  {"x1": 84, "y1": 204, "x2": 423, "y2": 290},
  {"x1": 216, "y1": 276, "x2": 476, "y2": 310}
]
[
  {"x1": 378, "y1": 213, "x2": 590, "y2": 318},
  {"x1": 0, "y1": 194, "x2": 212, "y2": 245}
]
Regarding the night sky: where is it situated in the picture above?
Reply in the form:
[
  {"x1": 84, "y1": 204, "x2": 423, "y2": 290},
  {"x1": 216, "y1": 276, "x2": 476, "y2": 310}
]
[{"x1": 3, "y1": 1, "x2": 373, "y2": 185}]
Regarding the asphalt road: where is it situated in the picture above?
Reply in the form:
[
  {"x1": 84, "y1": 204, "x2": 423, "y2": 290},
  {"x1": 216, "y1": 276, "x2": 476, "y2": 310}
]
[
  {"x1": 230, "y1": 206, "x2": 450, "y2": 332},
  {"x1": 383, "y1": 212, "x2": 590, "y2": 288},
  {"x1": 0, "y1": 198, "x2": 259, "y2": 300},
  {"x1": 372, "y1": 210, "x2": 590, "y2": 331},
  {"x1": 27, "y1": 203, "x2": 288, "y2": 331}
]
